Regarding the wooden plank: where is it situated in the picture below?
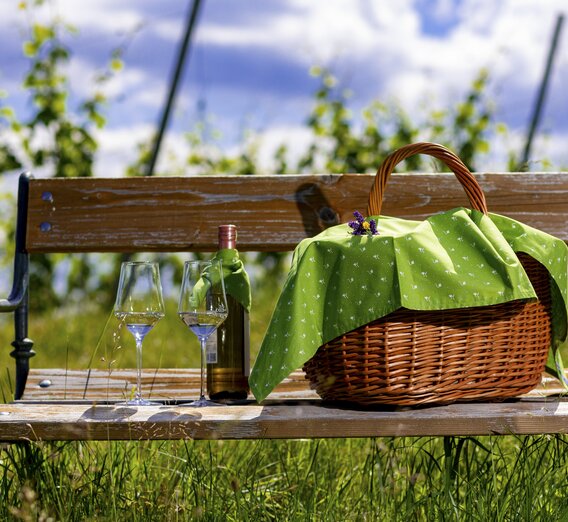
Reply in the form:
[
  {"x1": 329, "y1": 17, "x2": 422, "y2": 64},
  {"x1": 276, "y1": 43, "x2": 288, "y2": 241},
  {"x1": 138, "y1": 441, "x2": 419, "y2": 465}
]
[
  {"x1": 21, "y1": 369, "x2": 319, "y2": 402},
  {"x1": 1, "y1": 399, "x2": 567, "y2": 441},
  {"x1": 5, "y1": 369, "x2": 566, "y2": 440},
  {"x1": 26, "y1": 173, "x2": 568, "y2": 253},
  {"x1": 21, "y1": 368, "x2": 566, "y2": 402}
]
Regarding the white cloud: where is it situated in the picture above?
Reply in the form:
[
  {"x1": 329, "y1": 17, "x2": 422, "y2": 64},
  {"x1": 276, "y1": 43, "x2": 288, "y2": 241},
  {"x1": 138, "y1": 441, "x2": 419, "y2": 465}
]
[
  {"x1": 193, "y1": 0, "x2": 566, "y2": 133},
  {"x1": 92, "y1": 124, "x2": 196, "y2": 177},
  {"x1": 61, "y1": 57, "x2": 149, "y2": 101},
  {"x1": 530, "y1": 130, "x2": 568, "y2": 169},
  {"x1": 457, "y1": 0, "x2": 566, "y2": 86},
  {"x1": 252, "y1": 124, "x2": 314, "y2": 173},
  {"x1": 196, "y1": 0, "x2": 419, "y2": 66},
  {"x1": 92, "y1": 124, "x2": 153, "y2": 177},
  {"x1": 34, "y1": 0, "x2": 145, "y2": 34}
]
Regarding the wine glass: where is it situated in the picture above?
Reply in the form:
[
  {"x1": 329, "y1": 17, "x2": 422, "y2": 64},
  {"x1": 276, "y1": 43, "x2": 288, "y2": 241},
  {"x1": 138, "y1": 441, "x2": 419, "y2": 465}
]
[
  {"x1": 178, "y1": 259, "x2": 228, "y2": 407},
  {"x1": 114, "y1": 261, "x2": 165, "y2": 406}
]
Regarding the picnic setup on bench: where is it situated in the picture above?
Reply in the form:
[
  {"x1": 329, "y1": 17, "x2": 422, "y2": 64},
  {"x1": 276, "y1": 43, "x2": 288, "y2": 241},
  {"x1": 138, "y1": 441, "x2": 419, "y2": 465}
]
[{"x1": 1, "y1": 142, "x2": 568, "y2": 442}]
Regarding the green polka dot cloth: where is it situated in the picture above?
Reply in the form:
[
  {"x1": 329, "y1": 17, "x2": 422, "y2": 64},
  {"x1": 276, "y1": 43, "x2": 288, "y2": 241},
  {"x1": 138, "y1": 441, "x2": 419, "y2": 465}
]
[
  {"x1": 188, "y1": 249, "x2": 251, "y2": 311},
  {"x1": 212, "y1": 248, "x2": 251, "y2": 312},
  {"x1": 249, "y1": 208, "x2": 568, "y2": 402}
]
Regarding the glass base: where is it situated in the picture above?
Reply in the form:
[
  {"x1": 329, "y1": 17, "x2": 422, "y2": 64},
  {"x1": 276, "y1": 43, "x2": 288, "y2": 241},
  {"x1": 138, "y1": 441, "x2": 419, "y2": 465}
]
[
  {"x1": 117, "y1": 398, "x2": 161, "y2": 406},
  {"x1": 181, "y1": 397, "x2": 223, "y2": 407}
]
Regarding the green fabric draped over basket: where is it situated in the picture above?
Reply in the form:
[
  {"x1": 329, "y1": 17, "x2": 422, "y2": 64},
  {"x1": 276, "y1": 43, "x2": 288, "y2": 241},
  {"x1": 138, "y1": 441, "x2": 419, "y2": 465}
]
[{"x1": 249, "y1": 214, "x2": 568, "y2": 404}]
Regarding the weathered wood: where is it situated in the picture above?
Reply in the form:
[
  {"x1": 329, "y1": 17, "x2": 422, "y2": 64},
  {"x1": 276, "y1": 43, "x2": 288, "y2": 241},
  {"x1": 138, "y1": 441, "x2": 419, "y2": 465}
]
[
  {"x1": 26, "y1": 173, "x2": 568, "y2": 253},
  {"x1": 21, "y1": 369, "x2": 319, "y2": 402},
  {"x1": 3, "y1": 368, "x2": 562, "y2": 441},
  {"x1": 21, "y1": 368, "x2": 567, "y2": 402},
  {"x1": 1, "y1": 398, "x2": 567, "y2": 441}
]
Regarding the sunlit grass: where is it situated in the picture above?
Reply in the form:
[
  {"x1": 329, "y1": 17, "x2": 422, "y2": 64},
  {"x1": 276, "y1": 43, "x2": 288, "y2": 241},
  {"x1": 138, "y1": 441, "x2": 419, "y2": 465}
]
[{"x1": 1, "y1": 436, "x2": 568, "y2": 520}]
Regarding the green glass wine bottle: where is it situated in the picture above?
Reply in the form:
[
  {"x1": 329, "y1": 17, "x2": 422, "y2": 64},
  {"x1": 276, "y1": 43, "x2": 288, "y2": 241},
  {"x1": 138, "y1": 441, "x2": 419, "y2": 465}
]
[{"x1": 206, "y1": 224, "x2": 250, "y2": 401}]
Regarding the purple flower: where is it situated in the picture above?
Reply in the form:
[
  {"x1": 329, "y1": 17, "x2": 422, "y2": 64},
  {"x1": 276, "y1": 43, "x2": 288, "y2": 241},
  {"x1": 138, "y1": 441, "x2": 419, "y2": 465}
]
[
  {"x1": 369, "y1": 219, "x2": 378, "y2": 235},
  {"x1": 348, "y1": 211, "x2": 379, "y2": 237}
]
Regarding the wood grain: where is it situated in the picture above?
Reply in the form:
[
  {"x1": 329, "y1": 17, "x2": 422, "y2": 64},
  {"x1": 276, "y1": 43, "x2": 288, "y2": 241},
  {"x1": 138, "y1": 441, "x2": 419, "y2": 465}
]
[
  {"x1": 21, "y1": 368, "x2": 567, "y2": 402},
  {"x1": 21, "y1": 369, "x2": 319, "y2": 402},
  {"x1": 26, "y1": 173, "x2": 568, "y2": 253},
  {"x1": 1, "y1": 399, "x2": 567, "y2": 441},
  {"x1": 1, "y1": 368, "x2": 561, "y2": 441}
]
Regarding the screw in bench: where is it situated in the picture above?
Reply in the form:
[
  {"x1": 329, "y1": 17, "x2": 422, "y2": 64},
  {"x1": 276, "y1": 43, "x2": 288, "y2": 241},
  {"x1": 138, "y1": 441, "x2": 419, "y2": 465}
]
[{"x1": 39, "y1": 379, "x2": 52, "y2": 388}]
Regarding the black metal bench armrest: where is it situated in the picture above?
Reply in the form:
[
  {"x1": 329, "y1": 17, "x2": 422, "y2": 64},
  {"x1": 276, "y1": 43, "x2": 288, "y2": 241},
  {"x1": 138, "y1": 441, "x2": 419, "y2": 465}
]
[
  {"x1": 1, "y1": 172, "x2": 33, "y2": 400},
  {"x1": 0, "y1": 250, "x2": 28, "y2": 312}
]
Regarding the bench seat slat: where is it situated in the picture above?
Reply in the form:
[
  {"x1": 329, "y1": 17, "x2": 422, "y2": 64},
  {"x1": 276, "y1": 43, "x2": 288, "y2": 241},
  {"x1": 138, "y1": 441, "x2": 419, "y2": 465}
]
[
  {"x1": 20, "y1": 369, "x2": 319, "y2": 402},
  {"x1": 20, "y1": 368, "x2": 568, "y2": 402},
  {"x1": 1, "y1": 398, "x2": 567, "y2": 441},
  {"x1": 0, "y1": 368, "x2": 562, "y2": 441}
]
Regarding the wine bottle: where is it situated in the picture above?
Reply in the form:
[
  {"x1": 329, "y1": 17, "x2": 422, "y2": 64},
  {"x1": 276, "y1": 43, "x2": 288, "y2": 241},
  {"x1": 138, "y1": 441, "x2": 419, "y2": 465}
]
[{"x1": 206, "y1": 224, "x2": 250, "y2": 401}]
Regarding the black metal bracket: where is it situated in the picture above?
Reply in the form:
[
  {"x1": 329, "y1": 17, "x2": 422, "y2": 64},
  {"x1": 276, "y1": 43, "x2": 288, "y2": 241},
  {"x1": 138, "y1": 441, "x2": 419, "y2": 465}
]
[{"x1": 0, "y1": 172, "x2": 34, "y2": 400}]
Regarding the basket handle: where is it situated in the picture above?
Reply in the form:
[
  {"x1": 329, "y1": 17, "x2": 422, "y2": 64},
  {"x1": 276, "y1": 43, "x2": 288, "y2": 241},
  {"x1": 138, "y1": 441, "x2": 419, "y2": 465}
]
[{"x1": 367, "y1": 142, "x2": 488, "y2": 216}]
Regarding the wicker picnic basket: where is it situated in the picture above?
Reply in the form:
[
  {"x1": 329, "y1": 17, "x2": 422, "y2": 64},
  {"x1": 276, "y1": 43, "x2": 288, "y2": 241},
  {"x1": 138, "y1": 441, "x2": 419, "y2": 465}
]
[{"x1": 302, "y1": 142, "x2": 552, "y2": 406}]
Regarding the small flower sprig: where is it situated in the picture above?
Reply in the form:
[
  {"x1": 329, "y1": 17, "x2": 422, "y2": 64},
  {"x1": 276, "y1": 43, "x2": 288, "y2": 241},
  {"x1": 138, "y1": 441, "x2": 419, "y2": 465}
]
[{"x1": 348, "y1": 211, "x2": 379, "y2": 236}]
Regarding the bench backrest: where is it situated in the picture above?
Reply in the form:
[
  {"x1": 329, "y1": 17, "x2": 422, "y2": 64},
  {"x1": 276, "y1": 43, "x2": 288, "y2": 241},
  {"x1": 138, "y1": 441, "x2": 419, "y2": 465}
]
[{"x1": 23, "y1": 172, "x2": 568, "y2": 253}]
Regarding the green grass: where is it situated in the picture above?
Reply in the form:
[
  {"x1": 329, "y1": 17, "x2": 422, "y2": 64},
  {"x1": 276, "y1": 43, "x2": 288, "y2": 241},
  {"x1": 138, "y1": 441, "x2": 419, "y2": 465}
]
[
  {"x1": 2, "y1": 436, "x2": 568, "y2": 521},
  {"x1": 2, "y1": 288, "x2": 568, "y2": 520}
]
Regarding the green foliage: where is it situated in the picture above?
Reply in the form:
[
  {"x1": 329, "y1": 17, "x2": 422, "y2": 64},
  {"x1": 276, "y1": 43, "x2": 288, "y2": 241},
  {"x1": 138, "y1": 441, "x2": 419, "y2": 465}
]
[
  {"x1": 297, "y1": 75, "x2": 420, "y2": 173},
  {"x1": 2, "y1": 11, "x2": 108, "y2": 178},
  {"x1": 166, "y1": 67, "x2": 501, "y2": 181},
  {"x1": 292, "y1": 68, "x2": 495, "y2": 175},
  {"x1": 0, "y1": 3, "x2": 123, "y2": 310},
  {"x1": 430, "y1": 69, "x2": 493, "y2": 170}
]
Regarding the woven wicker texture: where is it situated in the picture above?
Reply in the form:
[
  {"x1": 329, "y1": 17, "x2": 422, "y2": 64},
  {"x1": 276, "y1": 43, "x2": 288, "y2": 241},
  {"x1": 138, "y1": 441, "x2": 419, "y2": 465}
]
[{"x1": 303, "y1": 143, "x2": 552, "y2": 406}]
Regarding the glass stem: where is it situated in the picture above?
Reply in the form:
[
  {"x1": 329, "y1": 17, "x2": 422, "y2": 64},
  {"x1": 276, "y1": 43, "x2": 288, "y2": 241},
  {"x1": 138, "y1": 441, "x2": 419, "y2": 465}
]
[
  {"x1": 135, "y1": 337, "x2": 143, "y2": 402},
  {"x1": 199, "y1": 337, "x2": 207, "y2": 401}
]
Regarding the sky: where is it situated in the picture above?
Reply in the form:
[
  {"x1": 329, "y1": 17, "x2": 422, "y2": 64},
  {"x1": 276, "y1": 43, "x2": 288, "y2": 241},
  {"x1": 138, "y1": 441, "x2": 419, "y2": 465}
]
[{"x1": 0, "y1": 0, "x2": 566, "y2": 179}]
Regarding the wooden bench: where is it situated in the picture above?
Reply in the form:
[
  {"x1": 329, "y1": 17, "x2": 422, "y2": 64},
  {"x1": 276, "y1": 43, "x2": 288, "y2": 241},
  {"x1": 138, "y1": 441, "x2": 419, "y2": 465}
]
[{"x1": 1, "y1": 171, "x2": 567, "y2": 441}]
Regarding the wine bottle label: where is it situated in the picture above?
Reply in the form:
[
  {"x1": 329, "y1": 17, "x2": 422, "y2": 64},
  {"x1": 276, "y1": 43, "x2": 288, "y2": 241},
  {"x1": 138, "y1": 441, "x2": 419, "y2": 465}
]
[{"x1": 206, "y1": 334, "x2": 217, "y2": 364}]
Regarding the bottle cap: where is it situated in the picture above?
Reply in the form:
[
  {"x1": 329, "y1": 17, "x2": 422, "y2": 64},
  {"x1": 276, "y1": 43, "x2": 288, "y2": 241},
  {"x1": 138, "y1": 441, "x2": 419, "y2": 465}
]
[{"x1": 218, "y1": 224, "x2": 237, "y2": 249}]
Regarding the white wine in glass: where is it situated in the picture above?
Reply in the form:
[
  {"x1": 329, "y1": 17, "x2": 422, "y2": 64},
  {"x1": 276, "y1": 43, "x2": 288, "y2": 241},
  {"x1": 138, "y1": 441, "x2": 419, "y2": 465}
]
[
  {"x1": 178, "y1": 260, "x2": 228, "y2": 407},
  {"x1": 114, "y1": 261, "x2": 165, "y2": 406}
]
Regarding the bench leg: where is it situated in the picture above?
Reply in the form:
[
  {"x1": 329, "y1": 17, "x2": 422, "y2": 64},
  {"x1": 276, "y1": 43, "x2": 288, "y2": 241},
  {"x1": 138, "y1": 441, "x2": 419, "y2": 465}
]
[{"x1": 10, "y1": 292, "x2": 34, "y2": 401}]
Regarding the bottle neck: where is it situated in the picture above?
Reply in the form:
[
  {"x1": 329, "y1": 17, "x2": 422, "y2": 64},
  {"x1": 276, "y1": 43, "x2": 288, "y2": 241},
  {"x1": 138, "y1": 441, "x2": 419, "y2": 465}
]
[{"x1": 218, "y1": 224, "x2": 237, "y2": 249}]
